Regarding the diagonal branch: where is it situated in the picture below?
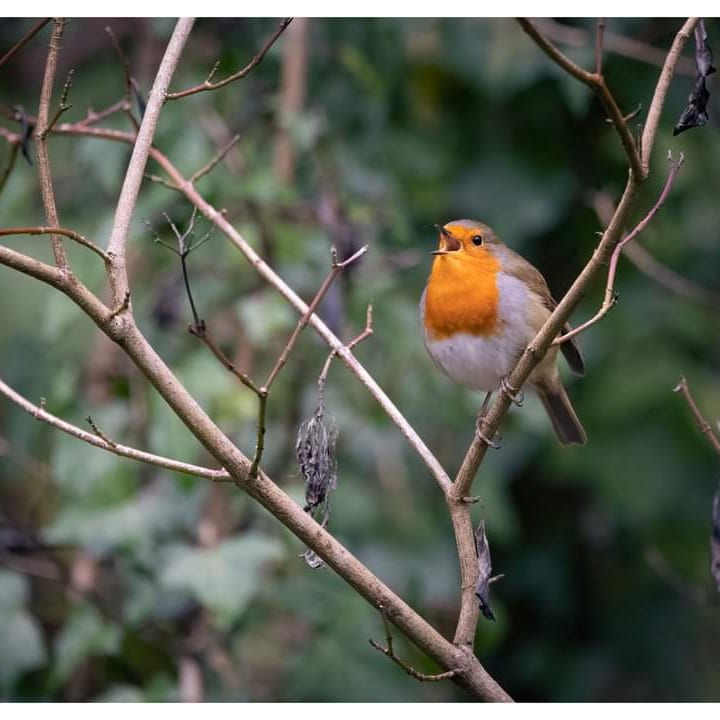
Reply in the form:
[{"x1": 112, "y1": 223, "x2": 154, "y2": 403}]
[
  {"x1": 674, "y1": 376, "x2": 720, "y2": 456},
  {"x1": 165, "y1": 18, "x2": 292, "y2": 102},
  {"x1": 555, "y1": 152, "x2": 685, "y2": 346},
  {"x1": 641, "y1": 18, "x2": 699, "y2": 172},
  {"x1": 518, "y1": 17, "x2": 644, "y2": 180},
  {"x1": 453, "y1": 17, "x2": 696, "y2": 501},
  {"x1": 106, "y1": 17, "x2": 194, "y2": 307},
  {"x1": 0, "y1": 376, "x2": 231, "y2": 482},
  {"x1": 0, "y1": 17, "x2": 51, "y2": 70},
  {"x1": 34, "y1": 18, "x2": 69, "y2": 269},
  {"x1": 0, "y1": 220, "x2": 510, "y2": 704}
]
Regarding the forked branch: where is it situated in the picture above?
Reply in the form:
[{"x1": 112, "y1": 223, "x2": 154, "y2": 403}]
[
  {"x1": 554, "y1": 152, "x2": 685, "y2": 346},
  {"x1": 165, "y1": 18, "x2": 293, "y2": 101}
]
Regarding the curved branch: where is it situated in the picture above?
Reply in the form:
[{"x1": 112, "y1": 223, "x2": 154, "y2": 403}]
[
  {"x1": 518, "y1": 17, "x2": 644, "y2": 180},
  {"x1": 0, "y1": 226, "x2": 109, "y2": 261},
  {"x1": 0, "y1": 376, "x2": 231, "y2": 482}
]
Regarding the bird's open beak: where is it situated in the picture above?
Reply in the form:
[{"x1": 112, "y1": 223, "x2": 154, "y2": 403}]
[{"x1": 431, "y1": 224, "x2": 461, "y2": 255}]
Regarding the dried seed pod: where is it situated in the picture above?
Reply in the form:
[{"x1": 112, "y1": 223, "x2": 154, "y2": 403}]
[{"x1": 296, "y1": 408, "x2": 338, "y2": 513}]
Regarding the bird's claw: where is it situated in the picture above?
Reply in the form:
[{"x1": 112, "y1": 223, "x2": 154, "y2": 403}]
[
  {"x1": 475, "y1": 417, "x2": 501, "y2": 450},
  {"x1": 501, "y1": 377, "x2": 523, "y2": 406}
]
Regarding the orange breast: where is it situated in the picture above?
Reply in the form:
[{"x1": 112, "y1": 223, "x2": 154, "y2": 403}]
[{"x1": 424, "y1": 251, "x2": 500, "y2": 341}]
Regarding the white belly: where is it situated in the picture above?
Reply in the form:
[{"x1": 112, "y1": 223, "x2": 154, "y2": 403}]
[{"x1": 421, "y1": 272, "x2": 541, "y2": 392}]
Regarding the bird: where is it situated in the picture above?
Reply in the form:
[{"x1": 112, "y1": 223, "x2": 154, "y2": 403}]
[{"x1": 420, "y1": 219, "x2": 586, "y2": 446}]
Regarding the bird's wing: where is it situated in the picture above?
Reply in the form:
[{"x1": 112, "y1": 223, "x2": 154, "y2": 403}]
[{"x1": 502, "y1": 249, "x2": 586, "y2": 376}]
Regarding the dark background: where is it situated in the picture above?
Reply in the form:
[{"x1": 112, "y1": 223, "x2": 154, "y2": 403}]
[{"x1": 0, "y1": 17, "x2": 718, "y2": 701}]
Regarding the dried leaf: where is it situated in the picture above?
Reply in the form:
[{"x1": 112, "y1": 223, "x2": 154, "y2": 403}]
[
  {"x1": 674, "y1": 19, "x2": 715, "y2": 136},
  {"x1": 673, "y1": 76, "x2": 710, "y2": 136},
  {"x1": 296, "y1": 410, "x2": 338, "y2": 513},
  {"x1": 711, "y1": 483, "x2": 720, "y2": 592},
  {"x1": 475, "y1": 518, "x2": 495, "y2": 621},
  {"x1": 296, "y1": 408, "x2": 338, "y2": 569},
  {"x1": 695, "y1": 20, "x2": 716, "y2": 78}
]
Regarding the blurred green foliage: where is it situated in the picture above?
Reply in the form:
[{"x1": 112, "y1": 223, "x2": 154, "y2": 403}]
[{"x1": 0, "y1": 17, "x2": 719, "y2": 702}]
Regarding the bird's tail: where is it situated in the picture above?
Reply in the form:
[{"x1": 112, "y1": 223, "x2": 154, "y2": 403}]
[{"x1": 535, "y1": 380, "x2": 587, "y2": 446}]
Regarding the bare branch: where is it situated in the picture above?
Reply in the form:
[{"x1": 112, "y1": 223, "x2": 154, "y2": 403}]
[
  {"x1": 166, "y1": 18, "x2": 293, "y2": 101},
  {"x1": 674, "y1": 376, "x2": 720, "y2": 456},
  {"x1": 555, "y1": 153, "x2": 684, "y2": 346},
  {"x1": 264, "y1": 245, "x2": 368, "y2": 393},
  {"x1": 106, "y1": 17, "x2": 194, "y2": 307},
  {"x1": 0, "y1": 142, "x2": 19, "y2": 196},
  {"x1": 0, "y1": 235, "x2": 510, "y2": 703},
  {"x1": 191, "y1": 134, "x2": 241, "y2": 184},
  {"x1": 591, "y1": 190, "x2": 720, "y2": 310},
  {"x1": 0, "y1": 226, "x2": 109, "y2": 261},
  {"x1": 454, "y1": 18, "x2": 696, "y2": 502},
  {"x1": 45, "y1": 68, "x2": 74, "y2": 135},
  {"x1": 595, "y1": 18, "x2": 605, "y2": 75},
  {"x1": 532, "y1": 19, "x2": 695, "y2": 77},
  {"x1": 370, "y1": 608, "x2": 459, "y2": 683},
  {"x1": 518, "y1": 17, "x2": 644, "y2": 180},
  {"x1": 2, "y1": 119, "x2": 454, "y2": 496},
  {"x1": 641, "y1": 18, "x2": 699, "y2": 172},
  {"x1": 34, "y1": 18, "x2": 69, "y2": 269},
  {"x1": 0, "y1": 383, "x2": 231, "y2": 481},
  {"x1": 76, "y1": 99, "x2": 127, "y2": 127},
  {"x1": 0, "y1": 17, "x2": 50, "y2": 70}
]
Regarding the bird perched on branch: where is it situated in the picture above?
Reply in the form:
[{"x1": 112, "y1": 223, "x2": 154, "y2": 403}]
[{"x1": 420, "y1": 219, "x2": 586, "y2": 446}]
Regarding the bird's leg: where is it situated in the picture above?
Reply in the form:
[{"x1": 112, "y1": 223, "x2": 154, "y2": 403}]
[
  {"x1": 500, "y1": 376, "x2": 524, "y2": 406},
  {"x1": 475, "y1": 392, "x2": 501, "y2": 449}
]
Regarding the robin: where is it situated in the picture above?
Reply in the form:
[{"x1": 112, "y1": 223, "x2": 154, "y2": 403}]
[{"x1": 420, "y1": 219, "x2": 586, "y2": 446}]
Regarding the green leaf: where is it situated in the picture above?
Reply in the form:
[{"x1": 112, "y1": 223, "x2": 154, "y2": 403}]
[
  {"x1": 160, "y1": 533, "x2": 284, "y2": 627},
  {"x1": 0, "y1": 611, "x2": 46, "y2": 690},
  {"x1": 51, "y1": 606, "x2": 121, "y2": 687}
]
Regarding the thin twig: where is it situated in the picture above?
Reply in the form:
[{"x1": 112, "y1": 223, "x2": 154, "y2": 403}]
[
  {"x1": 144, "y1": 171, "x2": 180, "y2": 191},
  {"x1": 452, "y1": 18, "x2": 695, "y2": 503},
  {"x1": 76, "y1": 99, "x2": 127, "y2": 127},
  {"x1": 369, "y1": 608, "x2": 459, "y2": 682},
  {"x1": 6, "y1": 116, "x2": 453, "y2": 495},
  {"x1": 263, "y1": 245, "x2": 368, "y2": 393},
  {"x1": 595, "y1": 18, "x2": 605, "y2": 75},
  {"x1": 555, "y1": 152, "x2": 685, "y2": 346},
  {"x1": 248, "y1": 245, "x2": 367, "y2": 479},
  {"x1": 591, "y1": 190, "x2": 720, "y2": 310},
  {"x1": 317, "y1": 304, "x2": 374, "y2": 398},
  {"x1": 532, "y1": 18, "x2": 695, "y2": 77},
  {"x1": 0, "y1": 226, "x2": 109, "y2": 261},
  {"x1": 106, "y1": 25, "x2": 141, "y2": 130},
  {"x1": 166, "y1": 18, "x2": 293, "y2": 101},
  {"x1": 0, "y1": 134, "x2": 509, "y2": 705},
  {"x1": 0, "y1": 142, "x2": 19, "y2": 196},
  {"x1": 518, "y1": 18, "x2": 644, "y2": 180},
  {"x1": 674, "y1": 376, "x2": 720, "y2": 456},
  {"x1": 0, "y1": 376, "x2": 231, "y2": 482},
  {"x1": 34, "y1": 18, "x2": 69, "y2": 269},
  {"x1": 45, "y1": 68, "x2": 74, "y2": 135},
  {"x1": 0, "y1": 18, "x2": 51, "y2": 70},
  {"x1": 191, "y1": 134, "x2": 241, "y2": 183}
]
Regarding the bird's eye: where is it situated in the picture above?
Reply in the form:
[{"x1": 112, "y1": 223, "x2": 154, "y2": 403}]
[{"x1": 472, "y1": 235, "x2": 483, "y2": 246}]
